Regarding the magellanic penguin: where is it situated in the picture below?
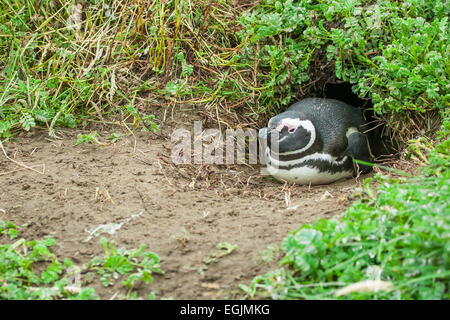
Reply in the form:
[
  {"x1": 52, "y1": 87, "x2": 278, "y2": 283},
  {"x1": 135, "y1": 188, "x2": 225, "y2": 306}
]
[{"x1": 259, "y1": 98, "x2": 373, "y2": 185}]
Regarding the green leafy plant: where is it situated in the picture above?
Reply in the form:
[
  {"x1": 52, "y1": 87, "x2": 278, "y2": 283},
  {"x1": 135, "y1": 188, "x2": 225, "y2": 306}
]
[
  {"x1": 0, "y1": 228, "x2": 98, "y2": 300},
  {"x1": 125, "y1": 105, "x2": 160, "y2": 133},
  {"x1": 89, "y1": 237, "x2": 163, "y2": 294},
  {"x1": 0, "y1": 1, "x2": 162, "y2": 139},
  {"x1": 0, "y1": 220, "x2": 19, "y2": 239},
  {"x1": 74, "y1": 131, "x2": 102, "y2": 146},
  {"x1": 107, "y1": 132, "x2": 123, "y2": 143},
  {"x1": 242, "y1": 121, "x2": 450, "y2": 300},
  {"x1": 2, "y1": 0, "x2": 446, "y2": 141},
  {"x1": 237, "y1": 0, "x2": 449, "y2": 132},
  {"x1": 0, "y1": 223, "x2": 163, "y2": 300},
  {"x1": 203, "y1": 242, "x2": 238, "y2": 264}
]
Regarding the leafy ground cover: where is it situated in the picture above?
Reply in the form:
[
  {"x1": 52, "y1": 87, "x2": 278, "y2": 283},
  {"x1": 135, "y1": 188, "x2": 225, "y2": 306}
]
[
  {"x1": 0, "y1": 223, "x2": 162, "y2": 300},
  {"x1": 1, "y1": 1, "x2": 448, "y2": 139},
  {"x1": 241, "y1": 121, "x2": 449, "y2": 300},
  {"x1": 0, "y1": 0, "x2": 448, "y2": 300}
]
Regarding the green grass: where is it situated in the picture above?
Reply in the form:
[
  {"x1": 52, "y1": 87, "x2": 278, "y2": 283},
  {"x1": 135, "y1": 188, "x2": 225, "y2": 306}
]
[
  {"x1": 1, "y1": 0, "x2": 449, "y2": 300},
  {"x1": 240, "y1": 122, "x2": 450, "y2": 300},
  {"x1": 0, "y1": 0, "x2": 247, "y2": 138},
  {"x1": 236, "y1": 0, "x2": 449, "y2": 143},
  {"x1": 0, "y1": 224, "x2": 162, "y2": 300},
  {"x1": 1, "y1": 0, "x2": 448, "y2": 139}
]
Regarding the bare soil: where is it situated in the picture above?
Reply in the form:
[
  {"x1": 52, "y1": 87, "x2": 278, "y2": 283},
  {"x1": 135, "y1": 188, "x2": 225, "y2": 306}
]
[{"x1": 0, "y1": 119, "x2": 371, "y2": 299}]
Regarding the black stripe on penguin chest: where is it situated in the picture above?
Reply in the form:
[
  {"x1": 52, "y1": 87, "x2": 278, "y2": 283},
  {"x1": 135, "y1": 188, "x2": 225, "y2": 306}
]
[
  {"x1": 299, "y1": 156, "x2": 353, "y2": 174},
  {"x1": 265, "y1": 131, "x2": 353, "y2": 174},
  {"x1": 265, "y1": 119, "x2": 355, "y2": 175},
  {"x1": 267, "y1": 154, "x2": 354, "y2": 174}
]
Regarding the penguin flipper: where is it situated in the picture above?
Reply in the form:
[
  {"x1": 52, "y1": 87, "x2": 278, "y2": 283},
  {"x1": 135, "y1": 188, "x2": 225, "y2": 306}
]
[{"x1": 345, "y1": 132, "x2": 373, "y2": 174}]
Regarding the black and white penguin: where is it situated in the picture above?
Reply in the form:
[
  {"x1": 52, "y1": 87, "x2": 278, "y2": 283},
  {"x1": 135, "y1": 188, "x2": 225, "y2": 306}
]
[{"x1": 259, "y1": 98, "x2": 373, "y2": 185}]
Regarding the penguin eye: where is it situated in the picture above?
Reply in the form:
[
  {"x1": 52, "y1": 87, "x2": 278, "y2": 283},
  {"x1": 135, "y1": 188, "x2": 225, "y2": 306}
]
[{"x1": 288, "y1": 127, "x2": 297, "y2": 134}]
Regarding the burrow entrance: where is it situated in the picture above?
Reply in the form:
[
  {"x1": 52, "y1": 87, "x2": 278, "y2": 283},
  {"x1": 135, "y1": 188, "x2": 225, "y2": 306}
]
[{"x1": 323, "y1": 81, "x2": 399, "y2": 161}]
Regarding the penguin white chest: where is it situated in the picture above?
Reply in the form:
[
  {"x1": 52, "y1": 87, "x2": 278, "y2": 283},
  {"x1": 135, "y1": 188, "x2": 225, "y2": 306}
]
[
  {"x1": 266, "y1": 164, "x2": 353, "y2": 185},
  {"x1": 263, "y1": 149, "x2": 354, "y2": 185}
]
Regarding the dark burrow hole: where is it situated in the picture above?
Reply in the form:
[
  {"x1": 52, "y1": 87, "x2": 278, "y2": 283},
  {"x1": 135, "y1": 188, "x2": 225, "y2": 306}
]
[{"x1": 323, "y1": 81, "x2": 399, "y2": 161}]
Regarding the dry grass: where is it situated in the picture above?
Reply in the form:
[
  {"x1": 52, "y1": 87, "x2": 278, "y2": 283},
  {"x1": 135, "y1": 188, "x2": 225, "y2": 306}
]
[{"x1": 0, "y1": 0, "x2": 264, "y2": 139}]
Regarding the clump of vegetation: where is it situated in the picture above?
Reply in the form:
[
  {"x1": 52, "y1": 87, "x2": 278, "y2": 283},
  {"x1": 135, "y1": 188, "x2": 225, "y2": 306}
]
[
  {"x1": 0, "y1": 223, "x2": 162, "y2": 300},
  {"x1": 1, "y1": 0, "x2": 448, "y2": 301},
  {"x1": 237, "y1": 1, "x2": 449, "y2": 299},
  {"x1": 1, "y1": 0, "x2": 447, "y2": 141},
  {"x1": 237, "y1": 0, "x2": 449, "y2": 140},
  {"x1": 0, "y1": 0, "x2": 247, "y2": 138},
  {"x1": 90, "y1": 237, "x2": 162, "y2": 294},
  {"x1": 203, "y1": 242, "x2": 238, "y2": 264},
  {"x1": 241, "y1": 123, "x2": 449, "y2": 300},
  {"x1": 0, "y1": 224, "x2": 97, "y2": 299}
]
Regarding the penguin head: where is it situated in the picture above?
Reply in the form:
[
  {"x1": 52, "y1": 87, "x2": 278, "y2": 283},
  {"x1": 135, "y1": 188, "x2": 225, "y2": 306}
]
[{"x1": 259, "y1": 111, "x2": 316, "y2": 154}]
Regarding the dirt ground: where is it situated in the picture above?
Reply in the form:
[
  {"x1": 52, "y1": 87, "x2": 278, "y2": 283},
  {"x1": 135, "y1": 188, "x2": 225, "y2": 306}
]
[{"x1": 0, "y1": 116, "x2": 371, "y2": 300}]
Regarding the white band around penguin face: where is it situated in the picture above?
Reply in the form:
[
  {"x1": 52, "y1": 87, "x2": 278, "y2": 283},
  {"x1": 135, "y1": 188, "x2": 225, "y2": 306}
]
[{"x1": 271, "y1": 119, "x2": 316, "y2": 155}]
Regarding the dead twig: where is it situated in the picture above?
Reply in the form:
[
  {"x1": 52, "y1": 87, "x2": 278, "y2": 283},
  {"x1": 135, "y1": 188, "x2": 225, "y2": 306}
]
[
  {"x1": 0, "y1": 164, "x2": 45, "y2": 176},
  {"x1": 0, "y1": 140, "x2": 45, "y2": 175}
]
